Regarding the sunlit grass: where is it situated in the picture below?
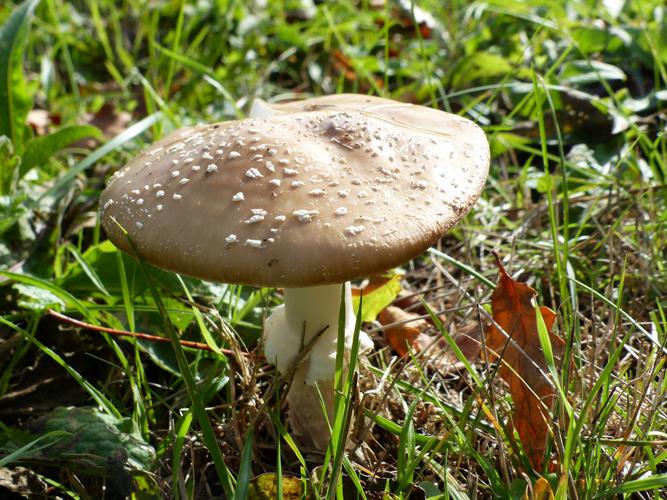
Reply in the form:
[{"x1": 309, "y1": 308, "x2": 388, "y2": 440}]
[{"x1": 0, "y1": 0, "x2": 665, "y2": 497}]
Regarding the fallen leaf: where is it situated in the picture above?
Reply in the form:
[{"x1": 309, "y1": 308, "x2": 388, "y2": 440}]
[
  {"x1": 329, "y1": 49, "x2": 384, "y2": 89},
  {"x1": 521, "y1": 477, "x2": 555, "y2": 500},
  {"x1": 330, "y1": 49, "x2": 356, "y2": 81},
  {"x1": 73, "y1": 102, "x2": 132, "y2": 149},
  {"x1": 352, "y1": 273, "x2": 402, "y2": 322},
  {"x1": 379, "y1": 306, "x2": 482, "y2": 369},
  {"x1": 451, "y1": 321, "x2": 483, "y2": 360},
  {"x1": 248, "y1": 473, "x2": 303, "y2": 499},
  {"x1": 27, "y1": 109, "x2": 60, "y2": 135},
  {"x1": 378, "y1": 305, "x2": 430, "y2": 356},
  {"x1": 485, "y1": 256, "x2": 564, "y2": 470},
  {"x1": 0, "y1": 466, "x2": 47, "y2": 497}
]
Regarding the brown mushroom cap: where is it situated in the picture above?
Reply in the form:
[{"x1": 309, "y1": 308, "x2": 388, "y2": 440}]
[{"x1": 99, "y1": 95, "x2": 489, "y2": 287}]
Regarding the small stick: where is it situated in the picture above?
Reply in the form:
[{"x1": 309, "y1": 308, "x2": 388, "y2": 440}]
[{"x1": 47, "y1": 308, "x2": 253, "y2": 357}]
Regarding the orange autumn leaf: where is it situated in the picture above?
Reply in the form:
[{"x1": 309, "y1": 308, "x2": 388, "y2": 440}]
[
  {"x1": 378, "y1": 305, "x2": 429, "y2": 356},
  {"x1": 379, "y1": 305, "x2": 483, "y2": 369},
  {"x1": 331, "y1": 49, "x2": 357, "y2": 81},
  {"x1": 485, "y1": 256, "x2": 564, "y2": 470},
  {"x1": 522, "y1": 477, "x2": 555, "y2": 500},
  {"x1": 350, "y1": 274, "x2": 396, "y2": 297}
]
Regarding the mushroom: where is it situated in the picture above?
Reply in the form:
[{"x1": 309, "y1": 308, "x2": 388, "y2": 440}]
[{"x1": 99, "y1": 94, "x2": 489, "y2": 450}]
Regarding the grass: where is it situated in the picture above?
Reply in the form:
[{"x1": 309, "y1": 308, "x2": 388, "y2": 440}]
[{"x1": 0, "y1": 0, "x2": 666, "y2": 498}]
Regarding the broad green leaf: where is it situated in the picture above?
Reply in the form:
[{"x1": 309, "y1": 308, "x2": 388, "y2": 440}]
[
  {"x1": 0, "y1": 430, "x2": 71, "y2": 467},
  {"x1": 19, "y1": 125, "x2": 102, "y2": 177},
  {"x1": 0, "y1": 135, "x2": 21, "y2": 195},
  {"x1": 37, "y1": 407, "x2": 155, "y2": 470},
  {"x1": 570, "y1": 26, "x2": 625, "y2": 54},
  {"x1": 59, "y1": 240, "x2": 233, "y2": 301},
  {"x1": 59, "y1": 240, "x2": 185, "y2": 296},
  {"x1": 450, "y1": 52, "x2": 513, "y2": 87},
  {"x1": 13, "y1": 283, "x2": 65, "y2": 312},
  {"x1": 0, "y1": 0, "x2": 41, "y2": 152},
  {"x1": 0, "y1": 192, "x2": 27, "y2": 236},
  {"x1": 560, "y1": 60, "x2": 626, "y2": 85},
  {"x1": 63, "y1": 242, "x2": 110, "y2": 297},
  {"x1": 275, "y1": 24, "x2": 308, "y2": 50}
]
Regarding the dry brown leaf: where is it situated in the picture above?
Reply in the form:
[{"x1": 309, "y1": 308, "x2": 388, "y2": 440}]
[
  {"x1": 27, "y1": 109, "x2": 60, "y2": 135},
  {"x1": 378, "y1": 305, "x2": 429, "y2": 356},
  {"x1": 391, "y1": 290, "x2": 428, "y2": 314},
  {"x1": 329, "y1": 49, "x2": 384, "y2": 89},
  {"x1": 485, "y1": 256, "x2": 564, "y2": 470},
  {"x1": 451, "y1": 321, "x2": 483, "y2": 361},
  {"x1": 351, "y1": 274, "x2": 395, "y2": 297},
  {"x1": 331, "y1": 48, "x2": 358, "y2": 81},
  {"x1": 378, "y1": 306, "x2": 482, "y2": 372},
  {"x1": 74, "y1": 102, "x2": 132, "y2": 149}
]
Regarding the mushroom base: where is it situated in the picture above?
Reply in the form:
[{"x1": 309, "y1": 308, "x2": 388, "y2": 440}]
[
  {"x1": 263, "y1": 283, "x2": 371, "y2": 449},
  {"x1": 285, "y1": 363, "x2": 336, "y2": 451}
]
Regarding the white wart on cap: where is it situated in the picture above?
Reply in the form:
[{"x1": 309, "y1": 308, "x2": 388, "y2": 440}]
[{"x1": 99, "y1": 95, "x2": 489, "y2": 286}]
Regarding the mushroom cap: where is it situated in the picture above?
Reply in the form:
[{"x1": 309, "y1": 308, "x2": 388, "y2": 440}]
[{"x1": 99, "y1": 94, "x2": 489, "y2": 287}]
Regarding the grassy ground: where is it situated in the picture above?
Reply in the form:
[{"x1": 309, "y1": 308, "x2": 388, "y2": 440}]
[{"x1": 1, "y1": 0, "x2": 666, "y2": 498}]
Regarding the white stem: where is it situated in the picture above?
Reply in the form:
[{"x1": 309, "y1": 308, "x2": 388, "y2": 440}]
[
  {"x1": 249, "y1": 98, "x2": 274, "y2": 118},
  {"x1": 263, "y1": 283, "x2": 358, "y2": 383}
]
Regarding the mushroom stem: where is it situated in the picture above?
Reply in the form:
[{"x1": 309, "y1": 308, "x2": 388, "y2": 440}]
[
  {"x1": 285, "y1": 284, "x2": 357, "y2": 378},
  {"x1": 263, "y1": 283, "x2": 357, "y2": 382},
  {"x1": 248, "y1": 98, "x2": 275, "y2": 118},
  {"x1": 263, "y1": 283, "x2": 370, "y2": 449}
]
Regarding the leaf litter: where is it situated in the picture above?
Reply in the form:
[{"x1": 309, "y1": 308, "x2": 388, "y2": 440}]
[{"x1": 484, "y1": 255, "x2": 564, "y2": 471}]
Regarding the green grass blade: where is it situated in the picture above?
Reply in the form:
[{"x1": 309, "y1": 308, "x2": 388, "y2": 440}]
[
  {"x1": 19, "y1": 124, "x2": 102, "y2": 177},
  {"x1": 155, "y1": 44, "x2": 241, "y2": 118},
  {"x1": 34, "y1": 112, "x2": 163, "y2": 205},
  {"x1": 0, "y1": 271, "x2": 97, "y2": 321},
  {"x1": 570, "y1": 278, "x2": 665, "y2": 353},
  {"x1": 0, "y1": 316, "x2": 119, "y2": 417},
  {"x1": 535, "y1": 307, "x2": 572, "y2": 417},
  {"x1": 428, "y1": 248, "x2": 495, "y2": 289},
  {"x1": 116, "y1": 250, "x2": 135, "y2": 332},
  {"x1": 0, "y1": 430, "x2": 71, "y2": 467},
  {"x1": 171, "y1": 411, "x2": 194, "y2": 497},
  {"x1": 593, "y1": 474, "x2": 667, "y2": 498},
  {"x1": 326, "y1": 288, "x2": 363, "y2": 500},
  {"x1": 276, "y1": 431, "x2": 283, "y2": 500},
  {"x1": 64, "y1": 243, "x2": 111, "y2": 297},
  {"x1": 397, "y1": 400, "x2": 418, "y2": 491},
  {"x1": 0, "y1": 0, "x2": 41, "y2": 154},
  {"x1": 271, "y1": 413, "x2": 307, "y2": 472},
  {"x1": 122, "y1": 231, "x2": 236, "y2": 497},
  {"x1": 233, "y1": 430, "x2": 254, "y2": 500},
  {"x1": 177, "y1": 275, "x2": 223, "y2": 354}
]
